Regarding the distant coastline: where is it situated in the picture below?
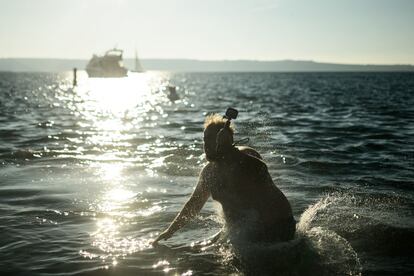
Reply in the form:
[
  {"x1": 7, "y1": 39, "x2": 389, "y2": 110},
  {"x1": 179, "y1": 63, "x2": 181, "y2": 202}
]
[{"x1": 0, "y1": 58, "x2": 413, "y2": 72}]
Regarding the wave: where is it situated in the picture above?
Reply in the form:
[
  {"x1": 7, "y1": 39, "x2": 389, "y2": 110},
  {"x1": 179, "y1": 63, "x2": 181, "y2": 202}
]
[{"x1": 155, "y1": 195, "x2": 364, "y2": 275}]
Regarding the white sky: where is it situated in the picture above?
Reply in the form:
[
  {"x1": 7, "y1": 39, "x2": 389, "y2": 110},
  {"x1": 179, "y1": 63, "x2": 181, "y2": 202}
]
[{"x1": 1, "y1": 0, "x2": 413, "y2": 64}]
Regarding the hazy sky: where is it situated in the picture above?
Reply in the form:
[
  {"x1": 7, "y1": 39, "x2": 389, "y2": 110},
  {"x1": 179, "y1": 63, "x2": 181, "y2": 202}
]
[{"x1": 1, "y1": 0, "x2": 413, "y2": 64}]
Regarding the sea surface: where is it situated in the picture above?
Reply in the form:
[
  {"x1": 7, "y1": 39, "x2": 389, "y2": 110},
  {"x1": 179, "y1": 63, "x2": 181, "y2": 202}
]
[{"x1": 0, "y1": 71, "x2": 413, "y2": 275}]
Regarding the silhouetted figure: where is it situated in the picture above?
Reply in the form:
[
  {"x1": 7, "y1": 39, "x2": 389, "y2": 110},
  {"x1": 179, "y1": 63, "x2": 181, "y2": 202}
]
[
  {"x1": 166, "y1": 85, "x2": 179, "y2": 101},
  {"x1": 73, "y1": 68, "x2": 77, "y2": 87},
  {"x1": 153, "y1": 112, "x2": 295, "y2": 245}
]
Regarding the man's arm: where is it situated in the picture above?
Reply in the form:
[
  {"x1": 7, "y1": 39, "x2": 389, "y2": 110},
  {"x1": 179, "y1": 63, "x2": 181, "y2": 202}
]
[{"x1": 153, "y1": 166, "x2": 211, "y2": 244}]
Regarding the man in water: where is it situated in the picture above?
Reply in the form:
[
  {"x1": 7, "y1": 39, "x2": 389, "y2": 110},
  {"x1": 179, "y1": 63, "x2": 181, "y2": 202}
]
[{"x1": 153, "y1": 113, "x2": 295, "y2": 244}]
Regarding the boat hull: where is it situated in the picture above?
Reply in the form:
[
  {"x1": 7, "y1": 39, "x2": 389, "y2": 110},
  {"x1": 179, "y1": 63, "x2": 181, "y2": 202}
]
[{"x1": 86, "y1": 67, "x2": 128, "y2": 78}]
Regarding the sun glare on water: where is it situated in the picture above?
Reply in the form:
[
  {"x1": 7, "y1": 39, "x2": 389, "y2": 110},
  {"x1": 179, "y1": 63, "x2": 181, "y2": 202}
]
[{"x1": 72, "y1": 72, "x2": 170, "y2": 268}]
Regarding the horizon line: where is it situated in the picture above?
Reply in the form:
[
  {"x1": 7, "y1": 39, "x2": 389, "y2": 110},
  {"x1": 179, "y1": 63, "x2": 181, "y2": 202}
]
[{"x1": 0, "y1": 57, "x2": 413, "y2": 66}]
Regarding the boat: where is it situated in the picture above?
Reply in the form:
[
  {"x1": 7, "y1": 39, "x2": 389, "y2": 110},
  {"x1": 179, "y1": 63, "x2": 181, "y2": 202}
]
[{"x1": 86, "y1": 48, "x2": 128, "y2": 78}]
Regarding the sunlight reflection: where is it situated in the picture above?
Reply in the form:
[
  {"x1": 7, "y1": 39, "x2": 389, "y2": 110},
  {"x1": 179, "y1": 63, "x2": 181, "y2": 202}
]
[
  {"x1": 80, "y1": 72, "x2": 169, "y2": 117},
  {"x1": 87, "y1": 74, "x2": 151, "y2": 114},
  {"x1": 98, "y1": 186, "x2": 136, "y2": 213},
  {"x1": 72, "y1": 72, "x2": 171, "y2": 164},
  {"x1": 92, "y1": 218, "x2": 150, "y2": 256},
  {"x1": 90, "y1": 182, "x2": 152, "y2": 266},
  {"x1": 88, "y1": 161, "x2": 150, "y2": 266},
  {"x1": 88, "y1": 161, "x2": 162, "y2": 267},
  {"x1": 98, "y1": 163, "x2": 124, "y2": 182},
  {"x1": 74, "y1": 72, "x2": 173, "y2": 268},
  {"x1": 105, "y1": 187, "x2": 135, "y2": 202}
]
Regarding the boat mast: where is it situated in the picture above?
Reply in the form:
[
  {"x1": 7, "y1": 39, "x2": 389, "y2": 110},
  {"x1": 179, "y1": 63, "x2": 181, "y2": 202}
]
[
  {"x1": 135, "y1": 50, "x2": 138, "y2": 71},
  {"x1": 135, "y1": 49, "x2": 144, "y2": 72}
]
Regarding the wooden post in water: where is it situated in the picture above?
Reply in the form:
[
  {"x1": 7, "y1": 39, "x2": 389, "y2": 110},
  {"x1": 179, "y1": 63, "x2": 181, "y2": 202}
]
[{"x1": 73, "y1": 68, "x2": 77, "y2": 87}]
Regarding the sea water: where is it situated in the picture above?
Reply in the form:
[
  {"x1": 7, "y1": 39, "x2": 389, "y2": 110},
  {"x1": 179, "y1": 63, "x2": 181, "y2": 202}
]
[{"x1": 0, "y1": 71, "x2": 413, "y2": 275}]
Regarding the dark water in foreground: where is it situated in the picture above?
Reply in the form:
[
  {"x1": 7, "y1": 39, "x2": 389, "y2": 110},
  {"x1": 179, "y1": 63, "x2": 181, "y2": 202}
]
[{"x1": 0, "y1": 71, "x2": 413, "y2": 275}]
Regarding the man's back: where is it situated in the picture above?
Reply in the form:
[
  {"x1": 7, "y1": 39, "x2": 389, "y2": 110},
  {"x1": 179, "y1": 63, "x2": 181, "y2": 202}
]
[{"x1": 206, "y1": 148, "x2": 295, "y2": 241}]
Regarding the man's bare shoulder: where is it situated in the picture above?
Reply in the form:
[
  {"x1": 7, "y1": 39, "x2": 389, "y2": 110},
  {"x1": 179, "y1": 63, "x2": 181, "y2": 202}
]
[
  {"x1": 237, "y1": 147, "x2": 269, "y2": 175},
  {"x1": 237, "y1": 146, "x2": 263, "y2": 160}
]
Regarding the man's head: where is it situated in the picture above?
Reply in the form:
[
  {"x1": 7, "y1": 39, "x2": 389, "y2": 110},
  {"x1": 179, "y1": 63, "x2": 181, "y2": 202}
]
[{"x1": 203, "y1": 114, "x2": 234, "y2": 161}]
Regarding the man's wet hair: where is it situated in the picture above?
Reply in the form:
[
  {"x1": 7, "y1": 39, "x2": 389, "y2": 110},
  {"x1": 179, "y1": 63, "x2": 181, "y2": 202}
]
[{"x1": 204, "y1": 113, "x2": 234, "y2": 135}]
